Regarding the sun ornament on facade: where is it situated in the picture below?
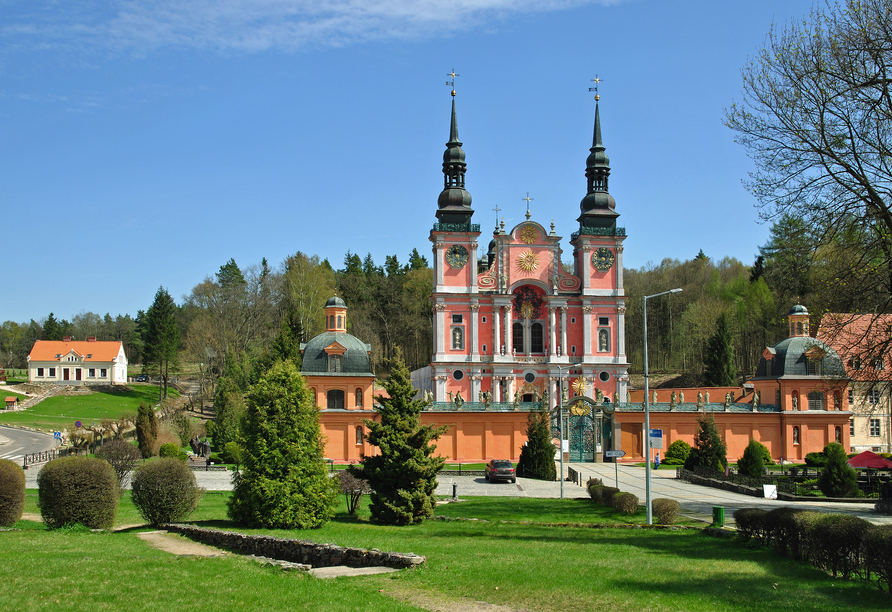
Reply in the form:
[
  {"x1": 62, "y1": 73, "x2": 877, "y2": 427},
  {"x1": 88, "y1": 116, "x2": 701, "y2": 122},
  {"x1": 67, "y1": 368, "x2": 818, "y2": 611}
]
[
  {"x1": 572, "y1": 376, "x2": 587, "y2": 396},
  {"x1": 520, "y1": 225, "x2": 538, "y2": 244},
  {"x1": 517, "y1": 250, "x2": 539, "y2": 273}
]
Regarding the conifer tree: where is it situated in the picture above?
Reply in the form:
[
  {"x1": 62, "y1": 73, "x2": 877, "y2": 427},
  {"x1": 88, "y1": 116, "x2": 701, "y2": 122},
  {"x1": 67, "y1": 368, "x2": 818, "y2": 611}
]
[
  {"x1": 817, "y1": 442, "x2": 859, "y2": 498},
  {"x1": 516, "y1": 410, "x2": 557, "y2": 480},
  {"x1": 228, "y1": 360, "x2": 337, "y2": 529},
  {"x1": 350, "y1": 347, "x2": 447, "y2": 525},
  {"x1": 142, "y1": 287, "x2": 180, "y2": 399},
  {"x1": 684, "y1": 414, "x2": 728, "y2": 474},
  {"x1": 703, "y1": 313, "x2": 738, "y2": 386},
  {"x1": 135, "y1": 401, "x2": 158, "y2": 458},
  {"x1": 738, "y1": 439, "x2": 766, "y2": 478}
]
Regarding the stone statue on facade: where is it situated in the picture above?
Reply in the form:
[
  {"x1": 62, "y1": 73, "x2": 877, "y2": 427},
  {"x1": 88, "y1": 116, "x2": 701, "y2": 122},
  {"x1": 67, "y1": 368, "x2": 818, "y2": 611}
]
[
  {"x1": 792, "y1": 395, "x2": 798, "y2": 410},
  {"x1": 670, "y1": 391, "x2": 677, "y2": 408},
  {"x1": 705, "y1": 391, "x2": 710, "y2": 404},
  {"x1": 679, "y1": 391, "x2": 685, "y2": 404},
  {"x1": 752, "y1": 391, "x2": 760, "y2": 410},
  {"x1": 595, "y1": 388, "x2": 605, "y2": 404},
  {"x1": 697, "y1": 391, "x2": 704, "y2": 409}
]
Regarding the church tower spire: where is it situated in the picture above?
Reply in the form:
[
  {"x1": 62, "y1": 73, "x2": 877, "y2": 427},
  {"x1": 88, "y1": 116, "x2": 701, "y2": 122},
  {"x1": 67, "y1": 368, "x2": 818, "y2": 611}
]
[
  {"x1": 436, "y1": 85, "x2": 474, "y2": 226},
  {"x1": 577, "y1": 99, "x2": 619, "y2": 231}
]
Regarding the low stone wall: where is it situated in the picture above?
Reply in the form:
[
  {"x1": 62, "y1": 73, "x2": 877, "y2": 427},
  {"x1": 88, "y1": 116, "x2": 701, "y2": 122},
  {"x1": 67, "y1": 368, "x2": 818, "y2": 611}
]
[{"x1": 161, "y1": 524, "x2": 426, "y2": 569}]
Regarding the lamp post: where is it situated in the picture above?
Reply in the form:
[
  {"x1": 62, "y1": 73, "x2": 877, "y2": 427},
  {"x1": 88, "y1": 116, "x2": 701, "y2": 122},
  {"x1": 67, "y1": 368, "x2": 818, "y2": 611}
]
[
  {"x1": 643, "y1": 288, "x2": 682, "y2": 525},
  {"x1": 558, "y1": 362, "x2": 583, "y2": 499}
]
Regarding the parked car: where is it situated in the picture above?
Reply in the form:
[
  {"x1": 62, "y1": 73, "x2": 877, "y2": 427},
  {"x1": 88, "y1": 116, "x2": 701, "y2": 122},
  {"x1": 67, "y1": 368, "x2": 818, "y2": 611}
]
[
  {"x1": 485, "y1": 459, "x2": 516, "y2": 483},
  {"x1": 136, "y1": 374, "x2": 148, "y2": 382}
]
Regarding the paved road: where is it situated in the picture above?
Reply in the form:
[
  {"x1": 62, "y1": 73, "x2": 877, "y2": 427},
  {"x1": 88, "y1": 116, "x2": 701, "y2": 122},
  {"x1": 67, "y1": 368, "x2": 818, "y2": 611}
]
[{"x1": 0, "y1": 425, "x2": 58, "y2": 465}]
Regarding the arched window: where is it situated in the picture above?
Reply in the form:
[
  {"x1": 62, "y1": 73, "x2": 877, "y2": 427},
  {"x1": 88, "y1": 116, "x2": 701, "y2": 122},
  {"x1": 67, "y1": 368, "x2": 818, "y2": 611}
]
[
  {"x1": 807, "y1": 391, "x2": 824, "y2": 410},
  {"x1": 356, "y1": 425, "x2": 363, "y2": 445},
  {"x1": 531, "y1": 322, "x2": 544, "y2": 353},
  {"x1": 796, "y1": 322, "x2": 804, "y2": 335},
  {"x1": 337, "y1": 315, "x2": 342, "y2": 328},
  {"x1": 512, "y1": 322, "x2": 524, "y2": 354},
  {"x1": 328, "y1": 354, "x2": 342, "y2": 372},
  {"x1": 792, "y1": 425, "x2": 800, "y2": 445},
  {"x1": 355, "y1": 388, "x2": 363, "y2": 408},
  {"x1": 329, "y1": 315, "x2": 335, "y2": 328},
  {"x1": 598, "y1": 329, "x2": 610, "y2": 352},
  {"x1": 327, "y1": 389, "x2": 345, "y2": 409}
]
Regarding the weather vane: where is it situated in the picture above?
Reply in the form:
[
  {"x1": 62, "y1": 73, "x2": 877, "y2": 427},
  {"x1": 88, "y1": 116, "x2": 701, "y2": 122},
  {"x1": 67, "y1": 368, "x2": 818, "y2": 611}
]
[
  {"x1": 522, "y1": 192, "x2": 534, "y2": 220},
  {"x1": 446, "y1": 69, "x2": 459, "y2": 97},
  {"x1": 589, "y1": 74, "x2": 603, "y2": 101}
]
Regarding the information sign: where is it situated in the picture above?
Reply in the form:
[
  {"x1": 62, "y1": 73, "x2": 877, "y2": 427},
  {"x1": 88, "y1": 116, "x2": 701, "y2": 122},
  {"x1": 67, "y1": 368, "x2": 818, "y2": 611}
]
[
  {"x1": 604, "y1": 450, "x2": 626, "y2": 458},
  {"x1": 649, "y1": 428, "x2": 663, "y2": 449}
]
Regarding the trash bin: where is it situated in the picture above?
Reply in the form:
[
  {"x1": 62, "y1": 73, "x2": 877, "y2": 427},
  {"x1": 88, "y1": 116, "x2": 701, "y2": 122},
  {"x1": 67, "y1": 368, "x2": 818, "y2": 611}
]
[{"x1": 712, "y1": 506, "x2": 725, "y2": 528}]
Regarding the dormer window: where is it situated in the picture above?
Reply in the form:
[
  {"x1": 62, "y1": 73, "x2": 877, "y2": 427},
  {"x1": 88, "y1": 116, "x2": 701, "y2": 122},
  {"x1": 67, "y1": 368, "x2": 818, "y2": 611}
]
[
  {"x1": 806, "y1": 358, "x2": 822, "y2": 376},
  {"x1": 328, "y1": 355, "x2": 342, "y2": 372}
]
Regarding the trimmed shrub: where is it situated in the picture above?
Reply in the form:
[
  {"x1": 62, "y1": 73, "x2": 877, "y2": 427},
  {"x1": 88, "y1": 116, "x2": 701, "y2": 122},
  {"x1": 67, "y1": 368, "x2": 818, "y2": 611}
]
[
  {"x1": 612, "y1": 492, "x2": 639, "y2": 515},
  {"x1": 585, "y1": 477, "x2": 602, "y2": 489},
  {"x1": 733, "y1": 508, "x2": 767, "y2": 543},
  {"x1": 809, "y1": 513, "x2": 872, "y2": 579},
  {"x1": 131, "y1": 458, "x2": 204, "y2": 526},
  {"x1": 652, "y1": 498, "x2": 681, "y2": 525},
  {"x1": 38, "y1": 457, "x2": 118, "y2": 530},
  {"x1": 0, "y1": 459, "x2": 25, "y2": 526},
  {"x1": 95, "y1": 439, "x2": 142, "y2": 495},
  {"x1": 764, "y1": 507, "x2": 821, "y2": 560},
  {"x1": 863, "y1": 525, "x2": 892, "y2": 594},
  {"x1": 588, "y1": 484, "x2": 605, "y2": 501},
  {"x1": 738, "y1": 439, "x2": 768, "y2": 477},
  {"x1": 663, "y1": 440, "x2": 692, "y2": 466},
  {"x1": 818, "y1": 442, "x2": 859, "y2": 498},
  {"x1": 595, "y1": 486, "x2": 620, "y2": 506},
  {"x1": 158, "y1": 443, "x2": 180, "y2": 458}
]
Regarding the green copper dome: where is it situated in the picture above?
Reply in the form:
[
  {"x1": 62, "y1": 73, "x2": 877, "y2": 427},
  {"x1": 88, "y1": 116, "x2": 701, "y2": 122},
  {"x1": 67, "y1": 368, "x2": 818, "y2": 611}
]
[{"x1": 300, "y1": 331, "x2": 374, "y2": 377}]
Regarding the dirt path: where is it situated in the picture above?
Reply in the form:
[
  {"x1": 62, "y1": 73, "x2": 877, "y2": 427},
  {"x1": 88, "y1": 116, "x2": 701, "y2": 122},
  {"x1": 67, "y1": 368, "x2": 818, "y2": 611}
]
[{"x1": 137, "y1": 530, "x2": 228, "y2": 557}]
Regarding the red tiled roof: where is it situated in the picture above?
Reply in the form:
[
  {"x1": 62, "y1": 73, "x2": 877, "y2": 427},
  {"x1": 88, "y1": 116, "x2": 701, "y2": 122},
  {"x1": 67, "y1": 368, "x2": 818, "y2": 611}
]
[
  {"x1": 28, "y1": 340, "x2": 123, "y2": 362},
  {"x1": 817, "y1": 313, "x2": 892, "y2": 381}
]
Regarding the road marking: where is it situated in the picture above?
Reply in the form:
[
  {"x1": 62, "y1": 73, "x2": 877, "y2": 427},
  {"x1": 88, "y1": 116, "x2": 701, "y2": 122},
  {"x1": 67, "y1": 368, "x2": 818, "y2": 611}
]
[
  {"x1": 0, "y1": 447, "x2": 24, "y2": 456},
  {"x1": 2, "y1": 455, "x2": 23, "y2": 461}
]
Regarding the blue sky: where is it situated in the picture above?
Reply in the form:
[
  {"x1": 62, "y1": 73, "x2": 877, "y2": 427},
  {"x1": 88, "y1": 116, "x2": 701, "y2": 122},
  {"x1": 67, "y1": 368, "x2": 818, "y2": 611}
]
[{"x1": 0, "y1": 0, "x2": 811, "y2": 324}]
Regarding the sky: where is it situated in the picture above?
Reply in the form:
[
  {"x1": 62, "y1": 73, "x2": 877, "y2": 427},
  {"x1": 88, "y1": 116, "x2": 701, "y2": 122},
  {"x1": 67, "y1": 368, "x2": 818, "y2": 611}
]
[{"x1": 0, "y1": 0, "x2": 814, "y2": 324}]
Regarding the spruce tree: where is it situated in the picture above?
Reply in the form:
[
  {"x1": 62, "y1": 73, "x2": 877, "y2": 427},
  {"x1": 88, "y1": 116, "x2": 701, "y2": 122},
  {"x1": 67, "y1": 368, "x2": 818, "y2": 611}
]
[
  {"x1": 228, "y1": 360, "x2": 337, "y2": 529},
  {"x1": 142, "y1": 287, "x2": 180, "y2": 399},
  {"x1": 703, "y1": 313, "x2": 738, "y2": 386},
  {"x1": 684, "y1": 414, "x2": 728, "y2": 474},
  {"x1": 349, "y1": 347, "x2": 447, "y2": 526},
  {"x1": 516, "y1": 410, "x2": 557, "y2": 480},
  {"x1": 817, "y1": 442, "x2": 859, "y2": 498},
  {"x1": 738, "y1": 439, "x2": 766, "y2": 477},
  {"x1": 135, "y1": 401, "x2": 158, "y2": 458}
]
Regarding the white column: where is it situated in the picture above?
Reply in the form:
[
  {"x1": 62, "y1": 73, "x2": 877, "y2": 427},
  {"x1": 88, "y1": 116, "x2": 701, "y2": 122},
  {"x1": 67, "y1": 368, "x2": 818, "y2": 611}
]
[
  {"x1": 581, "y1": 246, "x2": 591, "y2": 290},
  {"x1": 471, "y1": 374, "x2": 481, "y2": 403},
  {"x1": 435, "y1": 305, "x2": 446, "y2": 357},
  {"x1": 436, "y1": 375, "x2": 447, "y2": 402},
  {"x1": 470, "y1": 304, "x2": 479, "y2": 357},
  {"x1": 550, "y1": 377, "x2": 558, "y2": 410},
  {"x1": 560, "y1": 307, "x2": 568, "y2": 357},
  {"x1": 434, "y1": 242, "x2": 445, "y2": 287},
  {"x1": 582, "y1": 306, "x2": 592, "y2": 357},
  {"x1": 506, "y1": 377, "x2": 515, "y2": 404},
  {"x1": 505, "y1": 305, "x2": 514, "y2": 355},
  {"x1": 494, "y1": 307, "x2": 502, "y2": 355},
  {"x1": 549, "y1": 307, "x2": 557, "y2": 356},
  {"x1": 615, "y1": 244, "x2": 624, "y2": 292},
  {"x1": 617, "y1": 304, "x2": 626, "y2": 359}
]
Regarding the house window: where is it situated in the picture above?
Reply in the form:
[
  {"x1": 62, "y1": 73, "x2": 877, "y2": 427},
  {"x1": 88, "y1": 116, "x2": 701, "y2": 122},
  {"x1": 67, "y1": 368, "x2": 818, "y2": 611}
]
[
  {"x1": 598, "y1": 329, "x2": 610, "y2": 352},
  {"x1": 327, "y1": 390, "x2": 345, "y2": 410},
  {"x1": 869, "y1": 389, "x2": 880, "y2": 404},
  {"x1": 850, "y1": 419, "x2": 855, "y2": 436},
  {"x1": 871, "y1": 418, "x2": 881, "y2": 437},
  {"x1": 355, "y1": 388, "x2": 363, "y2": 408},
  {"x1": 849, "y1": 389, "x2": 854, "y2": 404},
  {"x1": 806, "y1": 358, "x2": 822, "y2": 376},
  {"x1": 512, "y1": 322, "x2": 524, "y2": 354},
  {"x1": 874, "y1": 357, "x2": 885, "y2": 370},
  {"x1": 531, "y1": 322, "x2": 544, "y2": 353},
  {"x1": 100, "y1": 368, "x2": 107, "y2": 378},
  {"x1": 37, "y1": 368, "x2": 44, "y2": 377},
  {"x1": 451, "y1": 327, "x2": 464, "y2": 350},
  {"x1": 853, "y1": 356, "x2": 862, "y2": 370},
  {"x1": 793, "y1": 426, "x2": 800, "y2": 445},
  {"x1": 807, "y1": 391, "x2": 824, "y2": 410},
  {"x1": 49, "y1": 367, "x2": 55, "y2": 377},
  {"x1": 356, "y1": 426, "x2": 364, "y2": 445},
  {"x1": 88, "y1": 368, "x2": 95, "y2": 378},
  {"x1": 452, "y1": 314, "x2": 463, "y2": 324},
  {"x1": 328, "y1": 355, "x2": 342, "y2": 372}
]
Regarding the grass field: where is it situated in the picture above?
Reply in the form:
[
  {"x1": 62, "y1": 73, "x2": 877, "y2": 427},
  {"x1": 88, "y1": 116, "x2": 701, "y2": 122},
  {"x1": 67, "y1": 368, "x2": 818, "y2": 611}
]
[
  {"x1": 0, "y1": 385, "x2": 179, "y2": 432},
  {"x1": 7, "y1": 492, "x2": 888, "y2": 611}
]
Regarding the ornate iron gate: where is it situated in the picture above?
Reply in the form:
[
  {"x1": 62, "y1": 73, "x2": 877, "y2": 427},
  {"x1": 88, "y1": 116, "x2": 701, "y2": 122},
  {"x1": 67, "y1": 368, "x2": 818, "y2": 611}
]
[{"x1": 552, "y1": 397, "x2": 613, "y2": 463}]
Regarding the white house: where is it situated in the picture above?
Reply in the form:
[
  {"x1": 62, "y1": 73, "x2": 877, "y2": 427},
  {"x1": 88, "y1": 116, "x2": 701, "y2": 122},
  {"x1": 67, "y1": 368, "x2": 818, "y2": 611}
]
[{"x1": 27, "y1": 338, "x2": 128, "y2": 385}]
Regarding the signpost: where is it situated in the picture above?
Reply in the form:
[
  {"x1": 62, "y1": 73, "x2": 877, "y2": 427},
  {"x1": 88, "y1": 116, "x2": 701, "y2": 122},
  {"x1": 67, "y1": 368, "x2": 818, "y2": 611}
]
[{"x1": 605, "y1": 449, "x2": 626, "y2": 487}]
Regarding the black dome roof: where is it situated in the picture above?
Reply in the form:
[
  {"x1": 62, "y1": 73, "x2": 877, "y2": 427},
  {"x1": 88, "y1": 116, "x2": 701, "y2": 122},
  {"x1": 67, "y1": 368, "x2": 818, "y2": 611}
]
[{"x1": 753, "y1": 336, "x2": 845, "y2": 379}]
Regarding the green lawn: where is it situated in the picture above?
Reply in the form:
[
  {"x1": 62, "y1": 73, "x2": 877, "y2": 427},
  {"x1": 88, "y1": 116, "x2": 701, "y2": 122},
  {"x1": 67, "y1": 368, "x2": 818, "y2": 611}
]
[
  {"x1": 0, "y1": 386, "x2": 179, "y2": 432},
  {"x1": 8, "y1": 492, "x2": 888, "y2": 611}
]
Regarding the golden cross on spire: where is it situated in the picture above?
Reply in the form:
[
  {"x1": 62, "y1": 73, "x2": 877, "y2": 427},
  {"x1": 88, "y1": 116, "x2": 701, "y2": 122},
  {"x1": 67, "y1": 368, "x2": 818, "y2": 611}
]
[
  {"x1": 589, "y1": 74, "x2": 603, "y2": 101},
  {"x1": 446, "y1": 69, "x2": 460, "y2": 97},
  {"x1": 522, "y1": 192, "x2": 534, "y2": 220}
]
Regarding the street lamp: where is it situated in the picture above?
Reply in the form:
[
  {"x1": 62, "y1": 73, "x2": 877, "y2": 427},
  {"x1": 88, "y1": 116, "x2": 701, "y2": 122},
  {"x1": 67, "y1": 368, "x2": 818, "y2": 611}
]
[
  {"x1": 643, "y1": 288, "x2": 682, "y2": 525},
  {"x1": 558, "y1": 361, "x2": 583, "y2": 499}
]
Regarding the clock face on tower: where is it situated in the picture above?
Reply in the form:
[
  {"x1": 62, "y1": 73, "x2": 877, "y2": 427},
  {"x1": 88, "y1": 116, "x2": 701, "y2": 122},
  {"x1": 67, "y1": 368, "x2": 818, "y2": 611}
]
[
  {"x1": 445, "y1": 244, "x2": 469, "y2": 268},
  {"x1": 592, "y1": 247, "x2": 615, "y2": 271}
]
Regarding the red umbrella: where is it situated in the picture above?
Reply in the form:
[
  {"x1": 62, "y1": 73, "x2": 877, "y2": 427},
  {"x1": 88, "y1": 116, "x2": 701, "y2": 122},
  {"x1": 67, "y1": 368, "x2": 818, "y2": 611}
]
[{"x1": 848, "y1": 451, "x2": 892, "y2": 469}]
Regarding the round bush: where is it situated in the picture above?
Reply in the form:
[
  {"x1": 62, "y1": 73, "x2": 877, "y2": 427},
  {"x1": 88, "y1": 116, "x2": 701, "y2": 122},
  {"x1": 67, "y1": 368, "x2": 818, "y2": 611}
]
[
  {"x1": 733, "y1": 507, "x2": 767, "y2": 543},
  {"x1": 612, "y1": 492, "x2": 639, "y2": 515},
  {"x1": 0, "y1": 459, "x2": 25, "y2": 527},
  {"x1": 664, "y1": 440, "x2": 692, "y2": 465},
  {"x1": 652, "y1": 498, "x2": 680, "y2": 525},
  {"x1": 158, "y1": 443, "x2": 180, "y2": 458},
  {"x1": 131, "y1": 458, "x2": 203, "y2": 526},
  {"x1": 38, "y1": 456, "x2": 118, "y2": 530}
]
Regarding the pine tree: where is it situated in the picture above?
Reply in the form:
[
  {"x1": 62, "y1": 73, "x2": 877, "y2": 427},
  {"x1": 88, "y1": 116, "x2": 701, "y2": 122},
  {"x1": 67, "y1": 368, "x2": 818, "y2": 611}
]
[
  {"x1": 817, "y1": 442, "x2": 859, "y2": 498},
  {"x1": 738, "y1": 439, "x2": 766, "y2": 478},
  {"x1": 349, "y1": 347, "x2": 447, "y2": 525},
  {"x1": 135, "y1": 401, "x2": 158, "y2": 458},
  {"x1": 684, "y1": 414, "x2": 728, "y2": 474},
  {"x1": 227, "y1": 360, "x2": 337, "y2": 529},
  {"x1": 703, "y1": 313, "x2": 738, "y2": 386},
  {"x1": 142, "y1": 287, "x2": 180, "y2": 399},
  {"x1": 516, "y1": 410, "x2": 557, "y2": 480},
  {"x1": 43, "y1": 313, "x2": 61, "y2": 341}
]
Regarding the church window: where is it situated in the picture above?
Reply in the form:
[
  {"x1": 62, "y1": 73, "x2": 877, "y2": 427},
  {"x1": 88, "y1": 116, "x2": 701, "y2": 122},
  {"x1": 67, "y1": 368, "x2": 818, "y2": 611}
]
[
  {"x1": 571, "y1": 345, "x2": 577, "y2": 356},
  {"x1": 452, "y1": 314, "x2": 463, "y2": 323},
  {"x1": 531, "y1": 322, "x2": 544, "y2": 353},
  {"x1": 337, "y1": 315, "x2": 342, "y2": 328},
  {"x1": 329, "y1": 315, "x2": 335, "y2": 328},
  {"x1": 327, "y1": 390, "x2": 345, "y2": 410},
  {"x1": 775, "y1": 390, "x2": 781, "y2": 406},
  {"x1": 571, "y1": 317, "x2": 576, "y2": 324},
  {"x1": 452, "y1": 370, "x2": 464, "y2": 381},
  {"x1": 598, "y1": 317, "x2": 609, "y2": 326},
  {"x1": 328, "y1": 355, "x2": 342, "y2": 372},
  {"x1": 482, "y1": 316, "x2": 487, "y2": 323},
  {"x1": 849, "y1": 388, "x2": 854, "y2": 404},
  {"x1": 512, "y1": 322, "x2": 524, "y2": 353},
  {"x1": 524, "y1": 372, "x2": 536, "y2": 384},
  {"x1": 451, "y1": 327, "x2": 464, "y2": 350},
  {"x1": 807, "y1": 391, "x2": 824, "y2": 410},
  {"x1": 796, "y1": 322, "x2": 803, "y2": 335},
  {"x1": 793, "y1": 426, "x2": 800, "y2": 444},
  {"x1": 599, "y1": 371, "x2": 610, "y2": 382},
  {"x1": 355, "y1": 388, "x2": 363, "y2": 408},
  {"x1": 356, "y1": 426, "x2": 364, "y2": 445},
  {"x1": 482, "y1": 344, "x2": 487, "y2": 354},
  {"x1": 598, "y1": 329, "x2": 610, "y2": 352}
]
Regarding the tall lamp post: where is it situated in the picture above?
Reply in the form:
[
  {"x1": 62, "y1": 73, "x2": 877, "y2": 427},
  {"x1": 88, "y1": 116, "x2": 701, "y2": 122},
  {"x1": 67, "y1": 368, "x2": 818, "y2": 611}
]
[
  {"x1": 558, "y1": 362, "x2": 583, "y2": 499},
  {"x1": 643, "y1": 288, "x2": 682, "y2": 525}
]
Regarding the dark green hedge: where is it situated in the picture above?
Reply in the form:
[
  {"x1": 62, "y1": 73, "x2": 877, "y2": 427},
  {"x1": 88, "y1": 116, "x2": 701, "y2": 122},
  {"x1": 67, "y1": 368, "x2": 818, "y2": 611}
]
[
  {"x1": 0, "y1": 459, "x2": 25, "y2": 527},
  {"x1": 37, "y1": 457, "x2": 118, "y2": 530}
]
